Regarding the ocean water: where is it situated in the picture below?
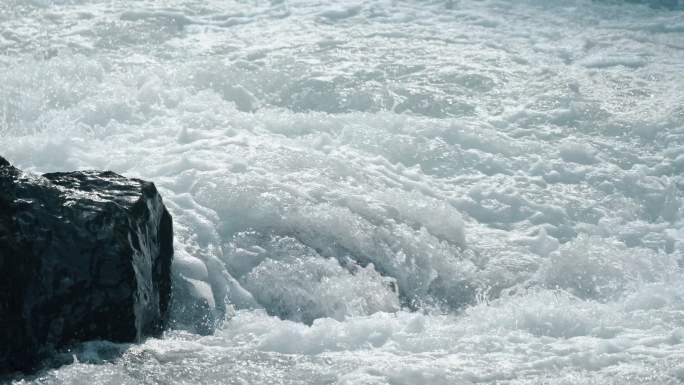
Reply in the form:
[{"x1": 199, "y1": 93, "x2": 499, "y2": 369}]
[{"x1": 1, "y1": 0, "x2": 684, "y2": 383}]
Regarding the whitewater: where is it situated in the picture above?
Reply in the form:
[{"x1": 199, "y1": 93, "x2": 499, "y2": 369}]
[{"x1": 1, "y1": 0, "x2": 684, "y2": 383}]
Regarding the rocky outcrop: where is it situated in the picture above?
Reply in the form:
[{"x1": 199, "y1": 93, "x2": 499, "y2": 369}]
[{"x1": 0, "y1": 156, "x2": 173, "y2": 373}]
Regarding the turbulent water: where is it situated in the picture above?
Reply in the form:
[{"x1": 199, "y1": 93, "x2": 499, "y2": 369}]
[{"x1": 2, "y1": 0, "x2": 684, "y2": 383}]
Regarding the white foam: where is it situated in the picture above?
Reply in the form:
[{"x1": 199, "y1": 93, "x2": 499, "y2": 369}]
[{"x1": 2, "y1": 0, "x2": 683, "y2": 383}]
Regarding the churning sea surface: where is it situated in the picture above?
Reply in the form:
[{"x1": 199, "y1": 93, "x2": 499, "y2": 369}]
[{"x1": 2, "y1": 0, "x2": 684, "y2": 383}]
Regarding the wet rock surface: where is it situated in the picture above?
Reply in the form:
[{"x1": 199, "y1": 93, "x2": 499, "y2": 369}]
[{"x1": 0, "y1": 156, "x2": 173, "y2": 373}]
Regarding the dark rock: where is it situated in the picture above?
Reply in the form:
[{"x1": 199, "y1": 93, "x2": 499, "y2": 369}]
[{"x1": 0, "y1": 156, "x2": 173, "y2": 373}]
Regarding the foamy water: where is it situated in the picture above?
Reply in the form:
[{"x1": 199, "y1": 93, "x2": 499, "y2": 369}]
[{"x1": 2, "y1": 0, "x2": 684, "y2": 383}]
